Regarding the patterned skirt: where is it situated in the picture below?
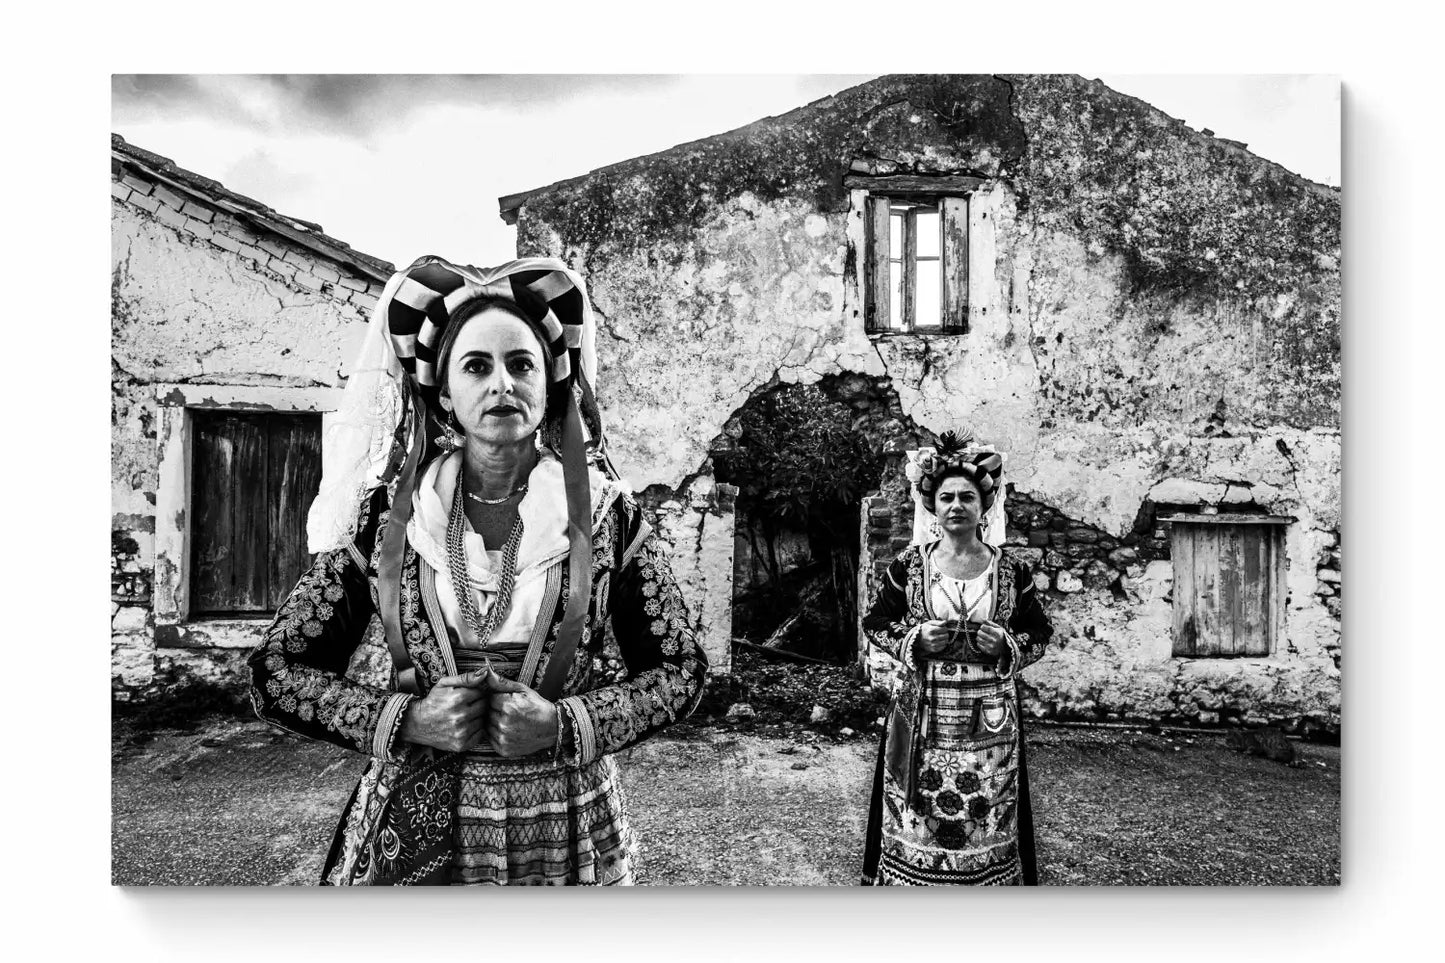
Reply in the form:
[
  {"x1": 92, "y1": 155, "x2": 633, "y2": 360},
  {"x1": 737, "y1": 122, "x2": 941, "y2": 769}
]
[
  {"x1": 862, "y1": 660, "x2": 1037, "y2": 886},
  {"x1": 323, "y1": 751, "x2": 635, "y2": 886},
  {"x1": 450, "y1": 753, "x2": 635, "y2": 885}
]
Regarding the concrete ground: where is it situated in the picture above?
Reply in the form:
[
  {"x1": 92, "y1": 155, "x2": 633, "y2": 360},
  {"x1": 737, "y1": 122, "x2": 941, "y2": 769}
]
[{"x1": 111, "y1": 717, "x2": 1339, "y2": 886}]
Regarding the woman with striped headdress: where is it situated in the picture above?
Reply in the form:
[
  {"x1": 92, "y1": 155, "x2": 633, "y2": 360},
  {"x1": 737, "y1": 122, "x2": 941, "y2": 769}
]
[
  {"x1": 247, "y1": 256, "x2": 707, "y2": 885},
  {"x1": 860, "y1": 431, "x2": 1053, "y2": 886}
]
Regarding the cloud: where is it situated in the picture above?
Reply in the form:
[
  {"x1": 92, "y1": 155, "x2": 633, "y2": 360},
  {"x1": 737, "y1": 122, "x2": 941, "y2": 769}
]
[{"x1": 113, "y1": 74, "x2": 683, "y2": 137}]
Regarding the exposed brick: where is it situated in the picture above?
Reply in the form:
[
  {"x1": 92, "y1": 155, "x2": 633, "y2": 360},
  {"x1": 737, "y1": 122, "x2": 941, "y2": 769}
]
[
  {"x1": 181, "y1": 201, "x2": 215, "y2": 223},
  {"x1": 350, "y1": 291, "x2": 378, "y2": 311},
  {"x1": 258, "y1": 238, "x2": 289, "y2": 259},
  {"x1": 121, "y1": 173, "x2": 153, "y2": 195},
  {"x1": 339, "y1": 274, "x2": 369, "y2": 292},
  {"x1": 130, "y1": 193, "x2": 161, "y2": 215},
  {"x1": 155, "y1": 205, "x2": 188, "y2": 231},
  {"x1": 238, "y1": 243, "x2": 268, "y2": 264},
  {"x1": 267, "y1": 257, "x2": 297, "y2": 279},
  {"x1": 211, "y1": 234, "x2": 241, "y2": 253},
  {"x1": 111, "y1": 182, "x2": 131, "y2": 202},
  {"x1": 313, "y1": 263, "x2": 341, "y2": 283},
  {"x1": 185, "y1": 218, "x2": 214, "y2": 240},
  {"x1": 293, "y1": 272, "x2": 325, "y2": 292},
  {"x1": 152, "y1": 184, "x2": 186, "y2": 210},
  {"x1": 283, "y1": 247, "x2": 314, "y2": 267},
  {"x1": 224, "y1": 226, "x2": 260, "y2": 248}
]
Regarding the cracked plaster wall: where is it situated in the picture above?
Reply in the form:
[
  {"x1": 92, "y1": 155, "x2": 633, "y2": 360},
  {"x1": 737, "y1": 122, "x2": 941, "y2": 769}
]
[
  {"x1": 112, "y1": 191, "x2": 371, "y2": 700},
  {"x1": 513, "y1": 74, "x2": 1340, "y2": 728}
]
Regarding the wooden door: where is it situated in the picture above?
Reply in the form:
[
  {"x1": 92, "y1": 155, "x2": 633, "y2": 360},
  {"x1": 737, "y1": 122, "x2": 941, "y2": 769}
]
[{"x1": 191, "y1": 410, "x2": 322, "y2": 617}]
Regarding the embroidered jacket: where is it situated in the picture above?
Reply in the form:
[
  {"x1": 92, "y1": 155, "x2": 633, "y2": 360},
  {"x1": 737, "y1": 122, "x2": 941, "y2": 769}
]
[
  {"x1": 862, "y1": 543, "x2": 1052, "y2": 676},
  {"x1": 861, "y1": 542, "x2": 1052, "y2": 805},
  {"x1": 247, "y1": 482, "x2": 708, "y2": 769}
]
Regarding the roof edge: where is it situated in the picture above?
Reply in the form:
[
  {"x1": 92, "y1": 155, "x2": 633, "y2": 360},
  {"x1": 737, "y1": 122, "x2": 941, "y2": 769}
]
[{"x1": 112, "y1": 133, "x2": 396, "y2": 282}]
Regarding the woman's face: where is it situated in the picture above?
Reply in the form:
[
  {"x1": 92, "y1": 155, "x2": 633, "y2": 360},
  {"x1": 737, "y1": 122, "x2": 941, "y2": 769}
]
[
  {"x1": 441, "y1": 308, "x2": 549, "y2": 447},
  {"x1": 934, "y1": 474, "x2": 985, "y2": 536}
]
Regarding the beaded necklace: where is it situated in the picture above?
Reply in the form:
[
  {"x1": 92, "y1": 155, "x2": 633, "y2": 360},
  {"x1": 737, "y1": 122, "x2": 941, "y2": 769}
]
[
  {"x1": 933, "y1": 545, "x2": 996, "y2": 647},
  {"x1": 445, "y1": 477, "x2": 524, "y2": 648}
]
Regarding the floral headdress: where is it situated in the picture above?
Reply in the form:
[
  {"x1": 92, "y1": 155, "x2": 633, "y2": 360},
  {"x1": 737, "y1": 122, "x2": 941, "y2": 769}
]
[{"x1": 904, "y1": 430, "x2": 1008, "y2": 547}]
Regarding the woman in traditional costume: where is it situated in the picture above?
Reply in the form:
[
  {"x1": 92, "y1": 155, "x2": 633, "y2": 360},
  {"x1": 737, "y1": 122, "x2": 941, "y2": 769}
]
[
  {"x1": 860, "y1": 432, "x2": 1053, "y2": 886},
  {"x1": 247, "y1": 256, "x2": 707, "y2": 885}
]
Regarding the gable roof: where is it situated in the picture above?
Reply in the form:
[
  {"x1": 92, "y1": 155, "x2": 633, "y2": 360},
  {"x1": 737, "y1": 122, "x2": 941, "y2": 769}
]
[
  {"x1": 112, "y1": 134, "x2": 394, "y2": 282},
  {"x1": 495, "y1": 74, "x2": 1337, "y2": 226}
]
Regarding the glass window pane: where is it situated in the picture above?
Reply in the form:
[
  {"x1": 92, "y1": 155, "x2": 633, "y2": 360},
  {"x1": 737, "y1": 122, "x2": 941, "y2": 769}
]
[
  {"x1": 916, "y1": 209, "x2": 940, "y2": 258},
  {"x1": 889, "y1": 260, "x2": 902, "y2": 329},
  {"x1": 889, "y1": 214, "x2": 902, "y2": 260},
  {"x1": 916, "y1": 259, "x2": 941, "y2": 328}
]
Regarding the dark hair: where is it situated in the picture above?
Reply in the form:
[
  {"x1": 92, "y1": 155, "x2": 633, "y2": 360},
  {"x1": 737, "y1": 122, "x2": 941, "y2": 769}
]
[
  {"x1": 923, "y1": 468, "x2": 989, "y2": 514},
  {"x1": 434, "y1": 295, "x2": 566, "y2": 428}
]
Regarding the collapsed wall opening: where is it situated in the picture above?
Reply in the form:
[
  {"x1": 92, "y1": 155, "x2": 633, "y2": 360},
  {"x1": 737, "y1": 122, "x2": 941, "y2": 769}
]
[{"x1": 710, "y1": 373, "x2": 922, "y2": 663}]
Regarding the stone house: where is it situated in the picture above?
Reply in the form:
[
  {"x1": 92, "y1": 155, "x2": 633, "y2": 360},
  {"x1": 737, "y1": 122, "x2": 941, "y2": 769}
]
[
  {"x1": 111, "y1": 134, "x2": 395, "y2": 700},
  {"x1": 496, "y1": 74, "x2": 1341, "y2": 733},
  {"x1": 111, "y1": 134, "x2": 735, "y2": 700}
]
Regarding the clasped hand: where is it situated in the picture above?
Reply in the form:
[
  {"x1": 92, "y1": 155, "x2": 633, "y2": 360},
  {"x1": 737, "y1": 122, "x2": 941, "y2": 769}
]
[
  {"x1": 915, "y1": 619, "x2": 1008, "y2": 658},
  {"x1": 398, "y1": 668, "x2": 559, "y2": 757}
]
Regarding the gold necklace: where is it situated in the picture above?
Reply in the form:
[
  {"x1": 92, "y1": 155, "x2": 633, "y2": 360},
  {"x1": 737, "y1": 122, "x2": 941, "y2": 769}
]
[{"x1": 465, "y1": 484, "x2": 528, "y2": 506}]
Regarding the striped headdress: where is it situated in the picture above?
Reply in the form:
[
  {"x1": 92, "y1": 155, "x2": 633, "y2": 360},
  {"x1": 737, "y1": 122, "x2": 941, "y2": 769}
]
[
  {"x1": 385, "y1": 256, "x2": 591, "y2": 407},
  {"x1": 355, "y1": 255, "x2": 605, "y2": 700}
]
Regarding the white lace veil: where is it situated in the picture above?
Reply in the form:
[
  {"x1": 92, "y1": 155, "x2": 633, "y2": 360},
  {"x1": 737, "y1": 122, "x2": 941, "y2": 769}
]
[{"x1": 307, "y1": 271, "x2": 408, "y2": 553}]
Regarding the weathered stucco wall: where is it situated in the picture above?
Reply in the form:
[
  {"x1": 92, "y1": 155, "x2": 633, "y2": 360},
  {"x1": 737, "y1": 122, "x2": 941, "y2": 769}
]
[
  {"x1": 512, "y1": 74, "x2": 1340, "y2": 730},
  {"x1": 111, "y1": 164, "x2": 381, "y2": 701}
]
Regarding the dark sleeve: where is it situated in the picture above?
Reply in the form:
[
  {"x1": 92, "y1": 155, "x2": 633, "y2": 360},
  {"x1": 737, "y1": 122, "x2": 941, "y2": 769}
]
[
  {"x1": 1001, "y1": 557, "x2": 1053, "y2": 675},
  {"x1": 862, "y1": 552, "x2": 920, "y2": 663},
  {"x1": 245, "y1": 488, "x2": 415, "y2": 760},
  {"x1": 555, "y1": 497, "x2": 709, "y2": 764}
]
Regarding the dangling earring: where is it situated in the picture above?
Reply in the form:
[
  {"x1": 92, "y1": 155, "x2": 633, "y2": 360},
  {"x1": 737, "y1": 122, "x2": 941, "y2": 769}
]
[
  {"x1": 435, "y1": 409, "x2": 464, "y2": 453},
  {"x1": 541, "y1": 416, "x2": 561, "y2": 454}
]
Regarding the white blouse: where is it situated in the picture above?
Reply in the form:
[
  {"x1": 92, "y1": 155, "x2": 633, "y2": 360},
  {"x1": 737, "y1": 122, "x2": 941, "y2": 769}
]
[{"x1": 928, "y1": 547, "x2": 998, "y2": 624}]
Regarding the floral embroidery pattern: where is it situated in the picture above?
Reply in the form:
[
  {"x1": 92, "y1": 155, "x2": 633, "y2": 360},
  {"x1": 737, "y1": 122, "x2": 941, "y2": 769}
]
[
  {"x1": 567, "y1": 534, "x2": 707, "y2": 762},
  {"x1": 247, "y1": 548, "x2": 391, "y2": 755},
  {"x1": 861, "y1": 543, "x2": 1054, "y2": 887},
  {"x1": 253, "y1": 482, "x2": 708, "y2": 885}
]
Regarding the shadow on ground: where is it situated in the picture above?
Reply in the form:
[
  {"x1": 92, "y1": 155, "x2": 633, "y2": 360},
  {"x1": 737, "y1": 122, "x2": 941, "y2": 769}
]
[{"x1": 111, "y1": 717, "x2": 1338, "y2": 886}]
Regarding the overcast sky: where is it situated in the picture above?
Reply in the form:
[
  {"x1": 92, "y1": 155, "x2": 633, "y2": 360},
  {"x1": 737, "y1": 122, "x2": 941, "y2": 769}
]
[{"x1": 112, "y1": 74, "x2": 1339, "y2": 269}]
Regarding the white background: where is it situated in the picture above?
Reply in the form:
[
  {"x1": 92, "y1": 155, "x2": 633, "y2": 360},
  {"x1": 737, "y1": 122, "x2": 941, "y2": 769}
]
[{"x1": 3, "y1": 0, "x2": 1435, "y2": 959}]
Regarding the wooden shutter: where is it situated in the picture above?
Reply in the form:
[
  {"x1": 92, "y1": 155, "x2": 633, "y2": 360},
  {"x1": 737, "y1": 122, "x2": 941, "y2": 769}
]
[
  {"x1": 191, "y1": 411, "x2": 322, "y2": 617},
  {"x1": 1170, "y1": 519, "x2": 1285, "y2": 657},
  {"x1": 941, "y1": 196, "x2": 969, "y2": 332},
  {"x1": 865, "y1": 195, "x2": 891, "y2": 332}
]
